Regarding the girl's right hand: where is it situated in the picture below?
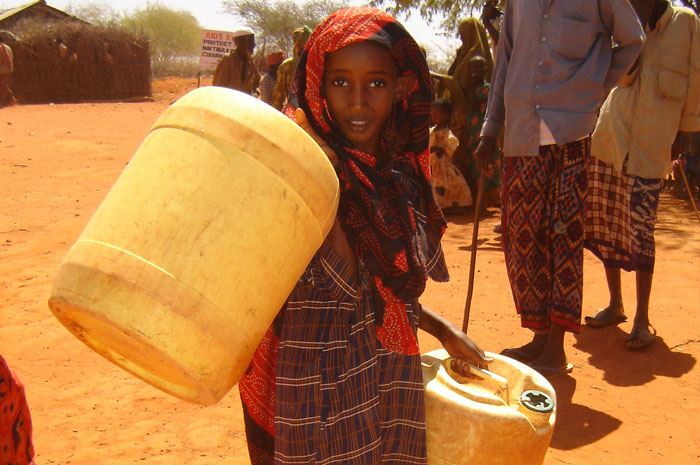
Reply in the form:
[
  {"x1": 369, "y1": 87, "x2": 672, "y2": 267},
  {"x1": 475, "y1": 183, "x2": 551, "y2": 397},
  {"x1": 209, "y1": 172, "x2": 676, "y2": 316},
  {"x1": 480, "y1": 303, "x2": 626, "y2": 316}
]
[{"x1": 296, "y1": 108, "x2": 340, "y2": 167}]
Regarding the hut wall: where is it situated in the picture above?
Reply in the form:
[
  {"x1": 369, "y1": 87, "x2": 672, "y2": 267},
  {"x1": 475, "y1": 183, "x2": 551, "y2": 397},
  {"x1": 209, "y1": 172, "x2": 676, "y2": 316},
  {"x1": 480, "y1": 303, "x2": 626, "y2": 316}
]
[{"x1": 4, "y1": 19, "x2": 151, "y2": 103}]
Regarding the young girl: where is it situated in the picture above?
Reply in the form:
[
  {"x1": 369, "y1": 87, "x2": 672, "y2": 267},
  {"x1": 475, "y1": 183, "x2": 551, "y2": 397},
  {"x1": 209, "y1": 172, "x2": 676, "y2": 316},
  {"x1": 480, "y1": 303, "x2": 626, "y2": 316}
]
[
  {"x1": 429, "y1": 98, "x2": 473, "y2": 210},
  {"x1": 238, "y1": 8, "x2": 489, "y2": 464}
]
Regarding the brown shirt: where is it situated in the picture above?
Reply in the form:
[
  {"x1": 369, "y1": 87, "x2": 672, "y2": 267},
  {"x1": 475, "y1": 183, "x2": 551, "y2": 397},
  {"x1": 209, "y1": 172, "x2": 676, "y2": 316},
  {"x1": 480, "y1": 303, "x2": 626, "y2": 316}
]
[
  {"x1": 212, "y1": 50, "x2": 260, "y2": 95},
  {"x1": 592, "y1": 5, "x2": 700, "y2": 178}
]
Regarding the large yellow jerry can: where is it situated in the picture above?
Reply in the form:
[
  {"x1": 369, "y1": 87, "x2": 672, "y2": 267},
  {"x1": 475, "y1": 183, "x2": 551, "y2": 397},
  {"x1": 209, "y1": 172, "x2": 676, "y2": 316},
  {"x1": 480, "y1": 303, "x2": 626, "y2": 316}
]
[
  {"x1": 48, "y1": 87, "x2": 339, "y2": 406},
  {"x1": 422, "y1": 349, "x2": 556, "y2": 465}
]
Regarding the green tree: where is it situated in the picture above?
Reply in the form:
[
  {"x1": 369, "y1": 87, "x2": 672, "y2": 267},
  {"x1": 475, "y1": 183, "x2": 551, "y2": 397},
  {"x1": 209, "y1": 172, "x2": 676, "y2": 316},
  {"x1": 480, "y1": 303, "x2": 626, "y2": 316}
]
[
  {"x1": 120, "y1": 4, "x2": 202, "y2": 77},
  {"x1": 220, "y1": 0, "x2": 345, "y2": 58},
  {"x1": 676, "y1": 0, "x2": 699, "y2": 14},
  {"x1": 372, "y1": 0, "x2": 699, "y2": 28},
  {"x1": 369, "y1": 0, "x2": 485, "y2": 31},
  {"x1": 64, "y1": 2, "x2": 122, "y2": 26}
]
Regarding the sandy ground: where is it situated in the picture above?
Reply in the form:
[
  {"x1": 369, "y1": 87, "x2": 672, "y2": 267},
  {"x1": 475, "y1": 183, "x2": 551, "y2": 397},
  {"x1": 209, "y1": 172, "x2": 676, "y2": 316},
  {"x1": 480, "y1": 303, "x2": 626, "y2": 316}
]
[{"x1": 1, "y1": 77, "x2": 699, "y2": 465}]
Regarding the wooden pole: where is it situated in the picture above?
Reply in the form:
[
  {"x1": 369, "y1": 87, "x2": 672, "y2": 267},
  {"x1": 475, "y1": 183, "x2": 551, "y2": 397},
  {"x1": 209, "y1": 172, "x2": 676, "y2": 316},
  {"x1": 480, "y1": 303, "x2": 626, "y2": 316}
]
[
  {"x1": 678, "y1": 158, "x2": 700, "y2": 225},
  {"x1": 463, "y1": 176, "x2": 485, "y2": 334}
]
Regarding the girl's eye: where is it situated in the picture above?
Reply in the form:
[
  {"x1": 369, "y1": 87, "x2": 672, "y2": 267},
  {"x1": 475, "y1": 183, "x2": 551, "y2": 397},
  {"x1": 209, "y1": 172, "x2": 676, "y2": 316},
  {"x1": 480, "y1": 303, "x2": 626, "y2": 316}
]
[
  {"x1": 332, "y1": 78, "x2": 348, "y2": 87},
  {"x1": 369, "y1": 79, "x2": 386, "y2": 88}
]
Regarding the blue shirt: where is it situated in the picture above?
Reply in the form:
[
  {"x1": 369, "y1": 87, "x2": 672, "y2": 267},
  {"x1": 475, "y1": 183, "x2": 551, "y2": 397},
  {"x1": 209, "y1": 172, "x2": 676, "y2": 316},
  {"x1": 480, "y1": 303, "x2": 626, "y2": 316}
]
[{"x1": 481, "y1": 0, "x2": 645, "y2": 156}]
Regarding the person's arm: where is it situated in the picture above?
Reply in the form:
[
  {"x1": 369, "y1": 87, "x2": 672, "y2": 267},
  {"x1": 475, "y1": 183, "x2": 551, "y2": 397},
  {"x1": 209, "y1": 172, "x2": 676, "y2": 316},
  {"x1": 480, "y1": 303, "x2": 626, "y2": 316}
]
[
  {"x1": 481, "y1": 1, "x2": 501, "y2": 46},
  {"x1": 475, "y1": 0, "x2": 513, "y2": 176},
  {"x1": 679, "y1": 13, "x2": 700, "y2": 133},
  {"x1": 479, "y1": 0, "x2": 512, "y2": 142},
  {"x1": 418, "y1": 304, "x2": 491, "y2": 374},
  {"x1": 600, "y1": 0, "x2": 646, "y2": 92}
]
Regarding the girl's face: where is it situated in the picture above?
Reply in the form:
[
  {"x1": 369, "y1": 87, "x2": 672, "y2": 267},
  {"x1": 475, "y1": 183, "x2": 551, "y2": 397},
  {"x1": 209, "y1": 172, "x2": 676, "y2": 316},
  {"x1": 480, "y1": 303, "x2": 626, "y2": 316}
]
[
  {"x1": 430, "y1": 106, "x2": 449, "y2": 127},
  {"x1": 469, "y1": 59, "x2": 486, "y2": 85},
  {"x1": 323, "y1": 41, "x2": 412, "y2": 156}
]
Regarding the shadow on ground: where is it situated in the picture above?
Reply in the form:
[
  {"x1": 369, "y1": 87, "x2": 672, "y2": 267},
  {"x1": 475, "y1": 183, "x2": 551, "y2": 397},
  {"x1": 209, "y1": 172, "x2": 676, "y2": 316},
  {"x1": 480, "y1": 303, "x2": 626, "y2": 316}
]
[
  {"x1": 548, "y1": 375, "x2": 622, "y2": 450},
  {"x1": 573, "y1": 326, "x2": 696, "y2": 386}
]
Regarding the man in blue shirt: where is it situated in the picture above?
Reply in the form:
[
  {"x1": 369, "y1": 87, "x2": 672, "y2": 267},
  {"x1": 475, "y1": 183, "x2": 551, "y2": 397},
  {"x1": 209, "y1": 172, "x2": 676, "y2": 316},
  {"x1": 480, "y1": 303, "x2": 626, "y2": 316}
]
[{"x1": 475, "y1": 0, "x2": 645, "y2": 378}]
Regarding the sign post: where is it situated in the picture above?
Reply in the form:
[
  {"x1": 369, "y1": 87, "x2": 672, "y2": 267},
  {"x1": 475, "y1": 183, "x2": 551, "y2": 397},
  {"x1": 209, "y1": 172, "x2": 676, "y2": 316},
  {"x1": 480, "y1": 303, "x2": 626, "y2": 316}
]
[{"x1": 198, "y1": 29, "x2": 237, "y2": 86}]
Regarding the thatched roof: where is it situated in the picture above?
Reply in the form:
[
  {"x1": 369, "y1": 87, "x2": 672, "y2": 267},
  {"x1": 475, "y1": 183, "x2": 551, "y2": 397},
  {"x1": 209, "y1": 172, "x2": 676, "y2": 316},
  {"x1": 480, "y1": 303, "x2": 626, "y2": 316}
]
[{"x1": 0, "y1": 0, "x2": 86, "y2": 28}]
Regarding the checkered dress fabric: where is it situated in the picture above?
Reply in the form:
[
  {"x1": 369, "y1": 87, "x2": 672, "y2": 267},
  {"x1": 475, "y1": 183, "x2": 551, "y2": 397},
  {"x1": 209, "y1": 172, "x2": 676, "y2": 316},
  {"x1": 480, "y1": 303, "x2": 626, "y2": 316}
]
[
  {"x1": 501, "y1": 138, "x2": 589, "y2": 333},
  {"x1": 585, "y1": 157, "x2": 662, "y2": 273},
  {"x1": 239, "y1": 240, "x2": 438, "y2": 464}
]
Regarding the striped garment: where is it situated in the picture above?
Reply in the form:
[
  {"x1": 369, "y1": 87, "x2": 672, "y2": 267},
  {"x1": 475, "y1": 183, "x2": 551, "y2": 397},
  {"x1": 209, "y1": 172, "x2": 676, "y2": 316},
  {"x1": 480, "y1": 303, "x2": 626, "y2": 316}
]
[
  {"x1": 259, "y1": 72, "x2": 277, "y2": 106},
  {"x1": 585, "y1": 157, "x2": 663, "y2": 273},
  {"x1": 239, "y1": 158, "x2": 449, "y2": 464},
  {"x1": 501, "y1": 138, "x2": 589, "y2": 333}
]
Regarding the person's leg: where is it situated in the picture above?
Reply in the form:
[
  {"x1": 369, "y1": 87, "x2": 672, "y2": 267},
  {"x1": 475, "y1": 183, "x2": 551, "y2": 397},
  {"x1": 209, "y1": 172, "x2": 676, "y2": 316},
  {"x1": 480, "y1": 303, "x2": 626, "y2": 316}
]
[
  {"x1": 531, "y1": 324, "x2": 568, "y2": 373},
  {"x1": 634, "y1": 270, "x2": 652, "y2": 325},
  {"x1": 531, "y1": 139, "x2": 589, "y2": 374},
  {"x1": 585, "y1": 266, "x2": 627, "y2": 326},
  {"x1": 626, "y1": 269, "x2": 655, "y2": 349},
  {"x1": 0, "y1": 73, "x2": 9, "y2": 106},
  {"x1": 625, "y1": 175, "x2": 662, "y2": 349},
  {"x1": 605, "y1": 266, "x2": 624, "y2": 312},
  {"x1": 499, "y1": 148, "x2": 552, "y2": 363}
]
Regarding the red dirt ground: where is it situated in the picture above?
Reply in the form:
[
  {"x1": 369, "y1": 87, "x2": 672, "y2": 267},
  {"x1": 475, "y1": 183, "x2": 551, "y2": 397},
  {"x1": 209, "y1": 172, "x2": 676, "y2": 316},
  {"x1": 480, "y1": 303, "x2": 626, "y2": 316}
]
[{"x1": 1, "y1": 77, "x2": 698, "y2": 464}]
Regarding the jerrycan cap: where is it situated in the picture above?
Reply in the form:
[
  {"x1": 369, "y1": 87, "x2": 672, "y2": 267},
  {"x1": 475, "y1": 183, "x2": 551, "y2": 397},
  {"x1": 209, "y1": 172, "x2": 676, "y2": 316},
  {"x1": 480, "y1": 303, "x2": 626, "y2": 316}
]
[{"x1": 520, "y1": 389, "x2": 554, "y2": 413}]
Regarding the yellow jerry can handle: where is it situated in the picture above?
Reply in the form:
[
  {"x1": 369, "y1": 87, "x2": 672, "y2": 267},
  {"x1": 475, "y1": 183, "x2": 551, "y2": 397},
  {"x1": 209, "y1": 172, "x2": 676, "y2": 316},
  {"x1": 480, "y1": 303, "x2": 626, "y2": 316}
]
[{"x1": 443, "y1": 358, "x2": 510, "y2": 404}]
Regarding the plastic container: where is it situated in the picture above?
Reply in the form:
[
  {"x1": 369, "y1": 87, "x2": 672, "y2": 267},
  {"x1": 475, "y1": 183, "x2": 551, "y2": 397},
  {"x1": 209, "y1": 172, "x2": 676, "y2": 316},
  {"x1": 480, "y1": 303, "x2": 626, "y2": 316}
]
[
  {"x1": 48, "y1": 87, "x2": 339, "y2": 406},
  {"x1": 422, "y1": 349, "x2": 557, "y2": 465}
]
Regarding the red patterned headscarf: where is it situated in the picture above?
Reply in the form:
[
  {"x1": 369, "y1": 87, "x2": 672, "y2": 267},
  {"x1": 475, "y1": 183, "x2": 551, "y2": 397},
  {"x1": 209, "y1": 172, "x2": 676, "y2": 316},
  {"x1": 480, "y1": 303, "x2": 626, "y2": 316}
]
[{"x1": 290, "y1": 7, "x2": 448, "y2": 354}]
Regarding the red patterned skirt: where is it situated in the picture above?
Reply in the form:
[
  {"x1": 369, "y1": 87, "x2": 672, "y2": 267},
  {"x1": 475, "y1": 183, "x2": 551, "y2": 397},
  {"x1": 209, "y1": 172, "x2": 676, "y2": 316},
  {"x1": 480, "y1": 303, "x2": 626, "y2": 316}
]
[{"x1": 501, "y1": 138, "x2": 589, "y2": 333}]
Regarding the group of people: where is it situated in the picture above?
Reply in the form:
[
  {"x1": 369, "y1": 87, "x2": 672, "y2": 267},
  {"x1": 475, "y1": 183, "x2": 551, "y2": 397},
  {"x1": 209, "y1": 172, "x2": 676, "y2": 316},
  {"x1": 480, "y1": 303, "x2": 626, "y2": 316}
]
[
  {"x1": 213, "y1": 1, "x2": 698, "y2": 463},
  {"x1": 3, "y1": 1, "x2": 696, "y2": 464},
  {"x1": 477, "y1": 0, "x2": 698, "y2": 377},
  {"x1": 211, "y1": 25, "x2": 312, "y2": 114}
]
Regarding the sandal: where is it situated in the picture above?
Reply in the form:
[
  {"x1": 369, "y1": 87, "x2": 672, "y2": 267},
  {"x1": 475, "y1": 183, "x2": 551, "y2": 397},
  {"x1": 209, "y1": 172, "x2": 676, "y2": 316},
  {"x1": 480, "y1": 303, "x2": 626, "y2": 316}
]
[
  {"x1": 584, "y1": 308, "x2": 627, "y2": 328},
  {"x1": 625, "y1": 325, "x2": 657, "y2": 351},
  {"x1": 528, "y1": 362, "x2": 574, "y2": 380}
]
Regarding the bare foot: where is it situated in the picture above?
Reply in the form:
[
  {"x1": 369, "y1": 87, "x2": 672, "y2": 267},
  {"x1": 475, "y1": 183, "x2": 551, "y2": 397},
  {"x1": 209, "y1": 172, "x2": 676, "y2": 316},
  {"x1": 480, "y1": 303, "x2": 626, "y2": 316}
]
[{"x1": 500, "y1": 333, "x2": 547, "y2": 363}]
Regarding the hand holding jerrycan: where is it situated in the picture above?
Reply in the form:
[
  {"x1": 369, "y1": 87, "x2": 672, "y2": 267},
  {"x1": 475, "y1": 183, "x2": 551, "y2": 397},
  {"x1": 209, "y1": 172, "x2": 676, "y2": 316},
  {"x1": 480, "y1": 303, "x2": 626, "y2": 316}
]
[{"x1": 48, "y1": 87, "x2": 339, "y2": 405}]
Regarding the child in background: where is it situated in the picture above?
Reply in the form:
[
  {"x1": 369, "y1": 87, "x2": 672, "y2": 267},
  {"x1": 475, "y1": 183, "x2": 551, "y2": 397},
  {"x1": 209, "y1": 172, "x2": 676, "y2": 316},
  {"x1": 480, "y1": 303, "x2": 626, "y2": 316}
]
[
  {"x1": 430, "y1": 98, "x2": 473, "y2": 210},
  {"x1": 238, "y1": 7, "x2": 489, "y2": 464}
]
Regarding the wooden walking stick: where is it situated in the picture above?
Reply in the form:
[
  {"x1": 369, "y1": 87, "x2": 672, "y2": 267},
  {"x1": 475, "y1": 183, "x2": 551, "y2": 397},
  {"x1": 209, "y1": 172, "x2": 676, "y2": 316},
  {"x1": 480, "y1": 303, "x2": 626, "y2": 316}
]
[
  {"x1": 678, "y1": 158, "x2": 700, "y2": 225},
  {"x1": 462, "y1": 176, "x2": 486, "y2": 333}
]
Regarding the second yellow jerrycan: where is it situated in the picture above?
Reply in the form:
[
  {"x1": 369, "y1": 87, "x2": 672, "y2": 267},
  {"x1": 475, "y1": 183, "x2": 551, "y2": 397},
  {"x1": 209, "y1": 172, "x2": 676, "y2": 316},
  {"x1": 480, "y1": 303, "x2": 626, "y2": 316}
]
[
  {"x1": 422, "y1": 349, "x2": 557, "y2": 465},
  {"x1": 48, "y1": 87, "x2": 339, "y2": 406}
]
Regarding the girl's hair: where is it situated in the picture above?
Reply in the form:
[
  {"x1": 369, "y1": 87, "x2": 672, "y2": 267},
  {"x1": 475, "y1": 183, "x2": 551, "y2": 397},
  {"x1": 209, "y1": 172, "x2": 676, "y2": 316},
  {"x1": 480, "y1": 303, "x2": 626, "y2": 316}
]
[
  {"x1": 432, "y1": 98, "x2": 452, "y2": 114},
  {"x1": 468, "y1": 55, "x2": 488, "y2": 67}
]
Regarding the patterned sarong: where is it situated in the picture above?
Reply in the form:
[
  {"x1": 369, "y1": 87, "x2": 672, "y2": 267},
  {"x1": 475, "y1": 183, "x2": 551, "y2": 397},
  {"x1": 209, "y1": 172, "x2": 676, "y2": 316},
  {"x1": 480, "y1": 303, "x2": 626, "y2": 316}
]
[
  {"x1": 0, "y1": 356, "x2": 35, "y2": 465},
  {"x1": 585, "y1": 157, "x2": 662, "y2": 273},
  {"x1": 502, "y1": 138, "x2": 589, "y2": 333}
]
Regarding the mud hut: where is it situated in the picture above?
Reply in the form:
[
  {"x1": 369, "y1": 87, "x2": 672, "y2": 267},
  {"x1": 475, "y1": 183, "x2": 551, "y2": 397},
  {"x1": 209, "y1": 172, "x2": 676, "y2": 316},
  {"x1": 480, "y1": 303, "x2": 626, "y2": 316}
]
[{"x1": 0, "y1": 1, "x2": 151, "y2": 103}]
